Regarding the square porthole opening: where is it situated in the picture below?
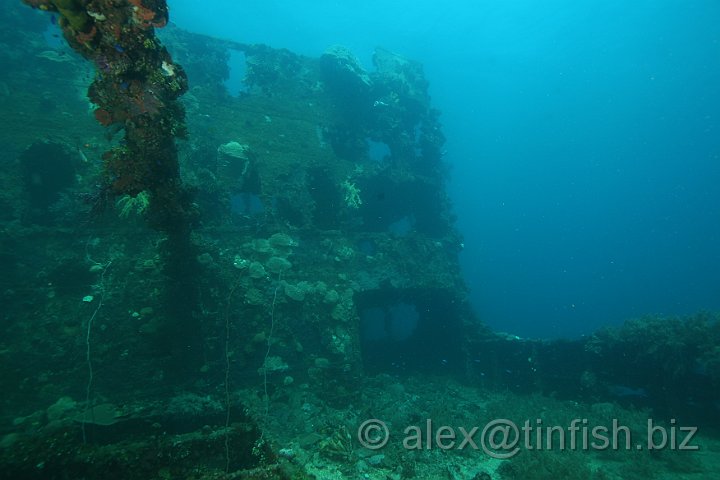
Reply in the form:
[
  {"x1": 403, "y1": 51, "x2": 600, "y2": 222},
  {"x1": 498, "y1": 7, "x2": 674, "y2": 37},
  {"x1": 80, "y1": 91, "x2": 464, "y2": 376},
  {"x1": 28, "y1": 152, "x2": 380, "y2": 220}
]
[{"x1": 357, "y1": 289, "x2": 464, "y2": 374}]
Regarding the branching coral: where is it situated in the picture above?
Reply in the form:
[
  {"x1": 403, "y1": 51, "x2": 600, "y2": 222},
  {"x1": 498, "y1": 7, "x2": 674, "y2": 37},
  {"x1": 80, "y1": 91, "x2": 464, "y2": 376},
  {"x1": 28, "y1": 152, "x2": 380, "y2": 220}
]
[
  {"x1": 116, "y1": 191, "x2": 150, "y2": 218},
  {"x1": 341, "y1": 179, "x2": 362, "y2": 208}
]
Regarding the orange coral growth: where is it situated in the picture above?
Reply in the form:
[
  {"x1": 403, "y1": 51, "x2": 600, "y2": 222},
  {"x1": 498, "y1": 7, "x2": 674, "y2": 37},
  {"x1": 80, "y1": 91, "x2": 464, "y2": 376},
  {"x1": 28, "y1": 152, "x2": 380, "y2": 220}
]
[
  {"x1": 94, "y1": 108, "x2": 113, "y2": 126},
  {"x1": 152, "y1": 16, "x2": 167, "y2": 28},
  {"x1": 127, "y1": 0, "x2": 168, "y2": 29},
  {"x1": 75, "y1": 25, "x2": 98, "y2": 45},
  {"x1": 24, "y1": 0, "x2": 189, "y2": 230},
  {"x1": 103, "y1": 149, "x2": 151, "y2": 196},
  {"x1": 131, "y1": 5, "x2": 158, "y2": 27},
  {"x1": 135, "y1": 6, "x2": 155, "y2": 22}
]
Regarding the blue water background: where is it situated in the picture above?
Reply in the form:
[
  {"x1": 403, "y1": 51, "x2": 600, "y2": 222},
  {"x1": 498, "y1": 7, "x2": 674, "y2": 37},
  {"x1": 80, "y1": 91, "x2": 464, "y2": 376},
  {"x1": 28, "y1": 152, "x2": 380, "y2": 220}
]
[{"x1": 168, "y1": 0, "x2": 720, "y2": 338}]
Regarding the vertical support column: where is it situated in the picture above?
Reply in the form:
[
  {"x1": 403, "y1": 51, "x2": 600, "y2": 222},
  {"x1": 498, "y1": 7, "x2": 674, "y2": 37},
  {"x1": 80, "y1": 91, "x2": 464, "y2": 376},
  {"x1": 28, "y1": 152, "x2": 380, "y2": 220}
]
[{"x1": 23, "y1": 0, "x2": 202, "y2": 373}]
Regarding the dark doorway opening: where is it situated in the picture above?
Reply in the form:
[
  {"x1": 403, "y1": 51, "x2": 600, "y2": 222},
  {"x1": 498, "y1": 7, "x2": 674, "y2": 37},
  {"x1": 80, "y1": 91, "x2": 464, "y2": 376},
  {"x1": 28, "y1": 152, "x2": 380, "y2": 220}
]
[{"x1": 357, "y1": 288, "x2": 464, "y2": 375}]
